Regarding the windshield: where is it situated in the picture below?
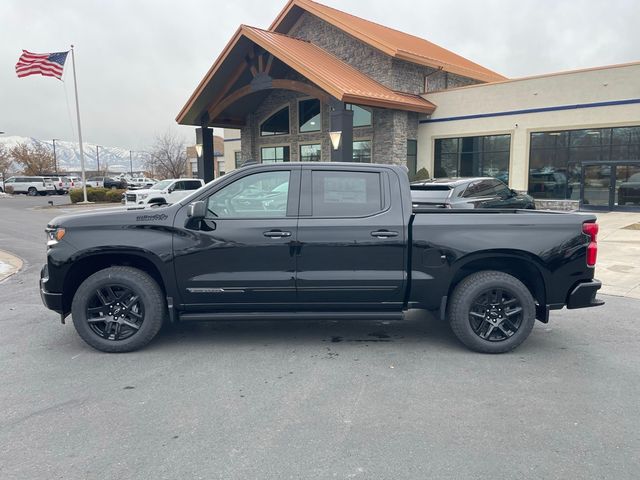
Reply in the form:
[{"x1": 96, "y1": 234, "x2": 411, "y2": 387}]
[{"x1": 151, "y1": 180, "x2": 173, "y2": 190}]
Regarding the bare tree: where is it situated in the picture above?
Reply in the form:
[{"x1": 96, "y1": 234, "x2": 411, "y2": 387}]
[
  {"x1": 10, "y1": 141, "x2": 56, "y2": 175},
  {"x1": 147, "y1": 132, "x2": 187, "y2": 179},
  {"x1": 0, "y1": 143, "x2": 14, "y2": 181}
]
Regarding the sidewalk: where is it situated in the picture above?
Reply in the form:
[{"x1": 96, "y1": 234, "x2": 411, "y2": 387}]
[
  {"x1": 0, "y1": 249, "x2": 23, "y2": 282},
  {"x1": 593, "y1": 211, "x2": 640, "y2": 299}
]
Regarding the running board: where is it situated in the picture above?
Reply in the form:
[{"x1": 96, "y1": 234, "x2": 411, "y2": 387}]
[{"x1": 178, "y1": 311, "x2": 405, "y2": 322}]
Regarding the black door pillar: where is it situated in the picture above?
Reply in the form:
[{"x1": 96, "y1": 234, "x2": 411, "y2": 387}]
[
  {"x1": 330, "y1": 101, "x2": 353, "y2": 162},
  {"x1": 195, "y1": 125, "x2": 214, "y2": 183}
]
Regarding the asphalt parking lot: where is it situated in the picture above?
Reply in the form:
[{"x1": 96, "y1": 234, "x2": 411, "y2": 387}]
[{"x1": 0, "y1": 194, "x2": 639, "y2": 480}]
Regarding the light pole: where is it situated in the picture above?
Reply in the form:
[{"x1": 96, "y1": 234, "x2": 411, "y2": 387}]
[
  {"x1": 52, "y1": 139, "x2": 60, "y2": 174},
  {"x1": 0, "y1": 132, "x2": 4, "y2": 183},
  {"x1": 95, "y1": 145, "x2": 101, "y2": 174}
]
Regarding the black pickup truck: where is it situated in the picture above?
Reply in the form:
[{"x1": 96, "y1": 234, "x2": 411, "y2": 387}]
[{"x1": 40, "y1": 162, "x2": 603, "y2": 353}]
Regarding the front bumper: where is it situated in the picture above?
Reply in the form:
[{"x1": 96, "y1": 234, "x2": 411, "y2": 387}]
[
  {"x1": 40, "y1": 264, "x2": 64, "y2": 314},
  {"x1": 566, "y1": 279, "x2": 605, "y2": 309}
]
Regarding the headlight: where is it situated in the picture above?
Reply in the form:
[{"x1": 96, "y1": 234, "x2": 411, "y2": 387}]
[
  {"x1": 46, "y1": 227, "x2": 66, "y2": 247},
  {"x1": 140, "y1": 194, "x2": 148, "y2": 200}
]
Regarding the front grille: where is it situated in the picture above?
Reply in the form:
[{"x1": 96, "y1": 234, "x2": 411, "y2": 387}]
[{"x1": 126, "y1": 194, "x2": 136, "y2": 202}]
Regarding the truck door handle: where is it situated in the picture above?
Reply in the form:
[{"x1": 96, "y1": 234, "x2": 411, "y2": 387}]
[
  {"x1": 371, "y1": 230, "x2": 399, "y2": 238},
  {"x1": 263, "y1": 230, "x2": 292, "y2": 238}
]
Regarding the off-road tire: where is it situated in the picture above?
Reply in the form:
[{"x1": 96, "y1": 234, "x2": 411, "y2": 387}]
[
  {"x1": 71, "y1": 266, "x2": 166, "y2": 353},
  {"x1": 448, "y1": 270, "x2": 536, "y2": 354}
]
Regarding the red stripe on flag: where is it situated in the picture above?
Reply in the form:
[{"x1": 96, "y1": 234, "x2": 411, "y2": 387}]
[
  {"x1": 16, "y1": 61, "x2": 63, "y2": 74},
  {"x1": 16, "y1": 65, "x2": 64, "y2": 79}
]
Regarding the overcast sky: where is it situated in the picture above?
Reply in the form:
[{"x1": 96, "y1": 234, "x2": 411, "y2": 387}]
[{"x1": 1, "y1": 0, "x2": 638, "y2": 150}]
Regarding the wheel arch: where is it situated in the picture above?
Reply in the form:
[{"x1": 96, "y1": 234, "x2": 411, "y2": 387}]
[
  {"x1": 447, "y1": 251, "x2": 547, "y2": 316},
  {"x1": 62, "y1": 251, "x2": 169, "y2": 314}
]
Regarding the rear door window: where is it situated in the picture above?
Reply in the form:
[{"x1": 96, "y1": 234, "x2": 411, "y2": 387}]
[
  {"x1": 311, "y1": 170, "x2": 383, "y2": 217},
  {"x1": 462, "y1": 180, "x2": 496, "y2": 198}
]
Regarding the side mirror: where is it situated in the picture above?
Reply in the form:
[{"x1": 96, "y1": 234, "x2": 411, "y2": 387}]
[
  {"x1": 510, "y1": 189, "x2": 519, "y2": 197},
  {"x1": 187, "y1": 200, "x2": 206, "y2": 220},
  {"x1": 168, "y1": 186, "x2": 175, "y2": 193}
]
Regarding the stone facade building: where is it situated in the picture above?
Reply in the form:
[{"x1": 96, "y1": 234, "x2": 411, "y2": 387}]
[
  {"x1": 177, "y1": 0, "x2": 502, "y2": 179},
  {"x1": 178, "y1": 0, "x2": 640, "y2": 211}
]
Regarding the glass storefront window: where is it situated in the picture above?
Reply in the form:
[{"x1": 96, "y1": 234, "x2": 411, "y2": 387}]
[
  {"x1": 299, "y1": 99, "x2": 321, "y2": 133},
  {"x1": 528, "y1": 126, "x2": 640, "y2": 199},
  {"x1": 434, "y1": 134, "x2": 510, "y2": 183},
  {"x1": 260, "y1": 107, "x2": 289, "y2": 136},
  {"x1": 300, "y1": 144, "x2": 321, "y2": 162}
]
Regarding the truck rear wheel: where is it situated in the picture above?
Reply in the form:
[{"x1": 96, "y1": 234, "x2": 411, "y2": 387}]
[
  {"x1": 448, "y1": 270, "x2": 535, "y2": 353},
  {"x1": 71, "y1": 266, "x2": 166, "y2": 353}
]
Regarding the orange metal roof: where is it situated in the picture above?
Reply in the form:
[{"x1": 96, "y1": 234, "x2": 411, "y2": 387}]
[
  {"x1": 270, "y1": 0, "x2": 507, "y2": 83},
  {"x1": 177, "y1": 25, "x2": 435, "y2": 124},
  {"x1": 243, "y1": 26, "x2": 435, "y2": 113}
]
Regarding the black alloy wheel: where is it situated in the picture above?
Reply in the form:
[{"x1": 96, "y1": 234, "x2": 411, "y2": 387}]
[
  {"x1": 71, "y1": 266, "x2": 166, "y2": 352},
  {"x1": 468, "y1": 288, "x2": 523, "y2": 342},
  {"x1": 85, "y1": 284, "x2": 145, "y2": 341},
  {"x1": 448, "y1": 270, "x2": 536, "y2": 353}
]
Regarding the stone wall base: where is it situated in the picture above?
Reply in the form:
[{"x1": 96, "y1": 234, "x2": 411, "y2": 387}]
[{"x1": 534, "y1": 199, "x2": 580, "y2": 211}]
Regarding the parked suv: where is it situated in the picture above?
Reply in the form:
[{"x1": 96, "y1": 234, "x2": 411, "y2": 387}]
[
  {"x1": 411, "y1": 177, "x2": 536, "y2": 209},
  {"x1": 127, "y1": 177, "x2": 157, "y2": 190},
  {"x1": 66, "y1": 176, "x2": 83, "y2": 189},
  {"x1": 46, "y1": 176, "x2": 72, "y2": 195},
  {"x1": 86, "y1": 176, "x2": 127, "y2": 189},
  {"x1": 124, "y1": 178, "x2": 204, "y2": 205},
  {"x1": 3, "y1": 176, "x2": 56, "y2": 196}
]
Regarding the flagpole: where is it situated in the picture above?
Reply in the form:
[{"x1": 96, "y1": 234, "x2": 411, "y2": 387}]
[{"x1": 70, "y1": 45, "x2": 89, "y2": 203}]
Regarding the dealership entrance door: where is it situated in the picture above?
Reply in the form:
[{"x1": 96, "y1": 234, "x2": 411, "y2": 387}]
[{"x1": 581, "y1": 163, "x2": 640, "y2": 211}]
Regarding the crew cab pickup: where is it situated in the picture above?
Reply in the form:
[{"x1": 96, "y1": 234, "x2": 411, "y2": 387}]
[
  {"x1": 123, "y1": 178, "x2": 204, "y2": 206},
  {"x1": 40, "y1": 163, "x2": 603, "y2": 353}
]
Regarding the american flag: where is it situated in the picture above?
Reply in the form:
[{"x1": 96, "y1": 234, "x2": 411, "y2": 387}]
[{"x1": 15, "y1": 50, "x2": 69, "y2": 80}]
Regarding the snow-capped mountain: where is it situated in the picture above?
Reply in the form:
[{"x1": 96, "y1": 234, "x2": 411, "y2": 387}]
[{"x1": 0, "y1": 136, "x2": 149, "y2": 173}]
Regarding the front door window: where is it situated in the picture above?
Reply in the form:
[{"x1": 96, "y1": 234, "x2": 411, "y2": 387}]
[
  {"x1": 207, "y1": 171, "x2": 290, "y2": 218},
  {"x1": 616, "y1": 165, "x2": 640, "y2": 207},
  {"x1": 581, "y1": 162, "x2": 640, "y2": 210},
  {"x1": 582, "y1": 164, "x2": 611, "y2": 208}
]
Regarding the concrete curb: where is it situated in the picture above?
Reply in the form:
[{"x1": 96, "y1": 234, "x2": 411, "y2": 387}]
[{"x1": 0, "y1": 249, "x2": 24, "y2": 282}]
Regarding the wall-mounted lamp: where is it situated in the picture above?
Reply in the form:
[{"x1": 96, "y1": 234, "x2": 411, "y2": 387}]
[{"x1": 329, "y1": 131, "x2": 342, "y2": 150}]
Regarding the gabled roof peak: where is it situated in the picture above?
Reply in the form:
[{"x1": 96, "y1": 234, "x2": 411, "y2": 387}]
[{"x1": 270, "y1": 0, "x2": 506, "y2": 83}]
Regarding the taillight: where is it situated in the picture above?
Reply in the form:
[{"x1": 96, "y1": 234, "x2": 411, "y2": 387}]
[
  {"x1": 583, "y1": 222, "x2": 598, "y2": 267},
  {"x1": 59, "y1": 182, "x2": 62, "y2": 186}
]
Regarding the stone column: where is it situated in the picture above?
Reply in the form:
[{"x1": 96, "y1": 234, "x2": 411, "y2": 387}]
[
  {"x1": 330, "y1": 101, "x2": 353, "y2": 162},
  {"x1": 195, "y1": 125, "x2": 214, "y2": 183}
]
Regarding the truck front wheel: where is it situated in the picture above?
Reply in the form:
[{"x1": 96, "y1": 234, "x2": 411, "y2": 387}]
[
  {"x1": 71, "y1": 266, "x2": 166, "y2": 353},
  {"x1": 448, "y1": 270, "x2": 536, "y2": 353}
]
